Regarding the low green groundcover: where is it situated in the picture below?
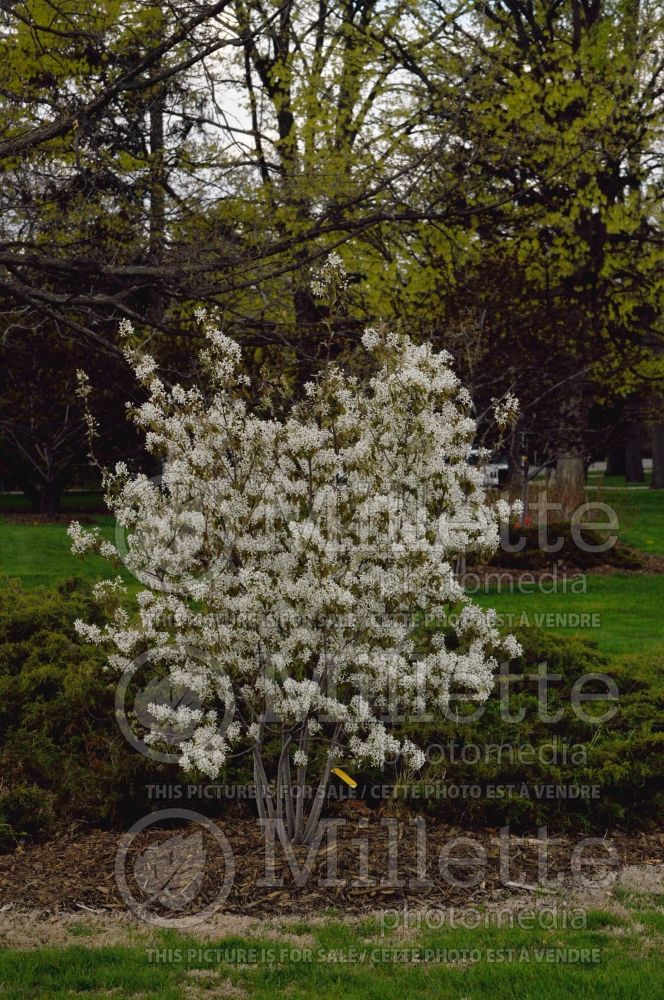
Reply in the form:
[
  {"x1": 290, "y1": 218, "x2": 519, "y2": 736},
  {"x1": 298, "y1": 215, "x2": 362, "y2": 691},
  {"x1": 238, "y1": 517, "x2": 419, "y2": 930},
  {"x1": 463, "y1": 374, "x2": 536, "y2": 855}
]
[{"x1": 0, "y1": 579, "x2": 661, "y2": 850}]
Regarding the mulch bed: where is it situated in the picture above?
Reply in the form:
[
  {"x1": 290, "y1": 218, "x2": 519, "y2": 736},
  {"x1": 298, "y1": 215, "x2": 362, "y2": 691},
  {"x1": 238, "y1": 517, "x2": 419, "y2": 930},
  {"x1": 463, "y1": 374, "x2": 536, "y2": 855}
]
[
  {"x1": 0, "y1": 819, "x2": 662, "y2": 918},
  {"x1": 471, "y1": 556, "x2": 664, "y2": 576},
  {"x1": 0, "y1": 512, "x2": 105, "y2": 525}
]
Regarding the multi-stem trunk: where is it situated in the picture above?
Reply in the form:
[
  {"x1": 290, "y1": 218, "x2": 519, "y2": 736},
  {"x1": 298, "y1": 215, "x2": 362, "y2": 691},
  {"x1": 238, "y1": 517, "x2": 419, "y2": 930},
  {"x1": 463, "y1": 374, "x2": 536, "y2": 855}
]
[{"x1": 252, "y1": 722, "x2": 341, "y2": 846}]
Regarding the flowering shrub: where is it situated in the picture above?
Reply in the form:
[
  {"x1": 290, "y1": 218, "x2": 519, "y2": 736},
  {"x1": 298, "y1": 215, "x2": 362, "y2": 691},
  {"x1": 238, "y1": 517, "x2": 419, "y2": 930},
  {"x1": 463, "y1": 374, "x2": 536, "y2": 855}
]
[{"x1": 70, "y1": 315, "x2": 520, "y2": 843}]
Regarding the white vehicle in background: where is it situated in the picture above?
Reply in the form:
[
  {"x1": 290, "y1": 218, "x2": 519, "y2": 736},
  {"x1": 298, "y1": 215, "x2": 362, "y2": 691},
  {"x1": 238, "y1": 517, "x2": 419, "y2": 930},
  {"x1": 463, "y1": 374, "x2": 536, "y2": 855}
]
[{"x1": 469, "y1": 449, "x2": 510, "y2": 489}]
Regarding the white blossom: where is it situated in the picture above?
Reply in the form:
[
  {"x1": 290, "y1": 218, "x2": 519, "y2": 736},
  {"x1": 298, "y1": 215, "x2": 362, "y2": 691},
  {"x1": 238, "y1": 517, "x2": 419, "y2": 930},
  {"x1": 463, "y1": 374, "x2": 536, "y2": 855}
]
[
  {"x1": 311, "y1": 252, "x2": 348, "y2": 298},
  {"x1": 72, "y1": 323, "x2": 520, "y2": 783},
  {"x1": 74, "y1": 620, "x2": 103, "y2": 644},
  {"x1": 492, "y1": 392, "x2": 520, "y2": 428}
]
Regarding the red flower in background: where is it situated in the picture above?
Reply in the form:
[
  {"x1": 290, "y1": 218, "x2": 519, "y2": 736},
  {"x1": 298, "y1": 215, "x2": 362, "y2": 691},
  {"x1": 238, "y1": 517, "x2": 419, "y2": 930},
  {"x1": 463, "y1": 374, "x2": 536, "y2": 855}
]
[{"x1": 514, "y1": 515, "x2": 533, "y2": 530}]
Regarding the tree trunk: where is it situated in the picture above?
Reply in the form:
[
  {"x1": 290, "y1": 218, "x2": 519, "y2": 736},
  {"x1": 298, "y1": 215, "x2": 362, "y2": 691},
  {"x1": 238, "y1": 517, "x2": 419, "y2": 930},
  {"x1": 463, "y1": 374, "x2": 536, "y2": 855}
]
[
  {"x1": 554, "y1": 374, "x2": 588, "y2": 513},
  {"x1": 147, "y1": 39, "x2": 165, "y2": 327},
  {"x1": 651, "y1": 422, "x2": 664, "y2": 489},
  {"x1": 605, "y1": 442, "x2": 626, "y2": 477},
  {"x1": 624, "y1": 423, "x2": 644, "y2": 482},
  {"x1": 253, "y1": 721, "x2": 341, "y2": 847},
  {"x1": 292, "y1": 277, "x2": 326, "y2": 385},
  {"x1": 39, "y1": 479, "x2": 60, "y2": 516},
  {"x1": 555, "y1": 455, "x2": 586, "y2": 511}
]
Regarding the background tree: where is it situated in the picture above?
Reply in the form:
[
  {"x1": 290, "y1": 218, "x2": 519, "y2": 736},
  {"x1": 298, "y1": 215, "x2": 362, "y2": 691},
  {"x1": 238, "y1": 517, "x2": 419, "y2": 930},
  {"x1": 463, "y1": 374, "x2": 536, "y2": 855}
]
[
  {"x1": 0, "y1": 0, "x2": 662, "y2": 503},
  {"x1": 364, "y1": 0, "x2": 664, "y2": 498}
]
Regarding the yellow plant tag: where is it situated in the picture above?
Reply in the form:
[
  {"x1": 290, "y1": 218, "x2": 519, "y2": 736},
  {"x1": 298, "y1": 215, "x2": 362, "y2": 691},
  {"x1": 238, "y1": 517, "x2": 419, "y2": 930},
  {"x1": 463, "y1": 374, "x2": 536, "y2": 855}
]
[{"x1": 331, "y1": 767, "x2": 357, "y2": 789}]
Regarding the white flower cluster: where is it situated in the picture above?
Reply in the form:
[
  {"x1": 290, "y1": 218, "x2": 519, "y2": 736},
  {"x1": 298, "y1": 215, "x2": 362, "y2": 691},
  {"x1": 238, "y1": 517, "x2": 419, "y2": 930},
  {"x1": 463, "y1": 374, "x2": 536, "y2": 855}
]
[
  {"x1": 492, "y1": 392, "x2": 520, "y2": 429},
  {"x1": 310, "y1": 252, "x2": 348, "y2": 299},
  {"x1": 72, "y1": 319, "x2": 521, "y2": 781},
  {"x1": 68, "y1": 521, "x2": 116, "y2": 560}
]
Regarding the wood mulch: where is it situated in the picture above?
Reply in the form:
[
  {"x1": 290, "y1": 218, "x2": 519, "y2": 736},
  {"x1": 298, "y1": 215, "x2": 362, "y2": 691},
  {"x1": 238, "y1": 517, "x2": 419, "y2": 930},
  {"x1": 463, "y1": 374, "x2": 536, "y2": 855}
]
[{"x1": 0, "y1": 819, "x2": 662, "y2": 918}]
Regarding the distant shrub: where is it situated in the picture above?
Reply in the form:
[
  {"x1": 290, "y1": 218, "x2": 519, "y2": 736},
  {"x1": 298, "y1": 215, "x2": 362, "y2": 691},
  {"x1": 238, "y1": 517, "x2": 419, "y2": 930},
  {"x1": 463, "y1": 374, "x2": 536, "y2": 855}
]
[{"x1": 483, "y1": 522, "x2": 644, "y2": 570}]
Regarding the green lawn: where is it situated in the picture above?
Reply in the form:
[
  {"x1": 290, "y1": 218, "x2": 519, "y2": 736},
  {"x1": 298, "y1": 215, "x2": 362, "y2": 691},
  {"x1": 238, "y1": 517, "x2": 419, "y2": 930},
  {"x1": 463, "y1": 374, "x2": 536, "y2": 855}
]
[
  {"x1": 1, "y1": 906, "x2": 663, "y2": 1000},
  {"x1": 2, "y1": 487, "x2": 664, "y2": 659},
  {"x1": 584, "y1": 476, "x2": 664, "y2": 555},
  {"x1": 474, "y1": 480, "x2": 664, "y2": 658},
  {"x1": 0, "y1": 491, "x2": 113, "y2": 587},
  {"x1": 475, "y1": 572, "x2": 664, "y2": 657},
  {"x1": 0, "y1": 516, "x2": 122, "y2": 589}
]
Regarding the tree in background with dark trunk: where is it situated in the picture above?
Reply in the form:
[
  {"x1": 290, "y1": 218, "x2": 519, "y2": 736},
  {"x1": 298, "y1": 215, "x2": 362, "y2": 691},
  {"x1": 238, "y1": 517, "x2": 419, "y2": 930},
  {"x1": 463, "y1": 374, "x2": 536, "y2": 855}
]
[
  {"x1": 0, "y1": 315, "x2": 145, "y2": 514},
  {"x1": 397, "y1": 0, "x2": 664, "y2": 505}
]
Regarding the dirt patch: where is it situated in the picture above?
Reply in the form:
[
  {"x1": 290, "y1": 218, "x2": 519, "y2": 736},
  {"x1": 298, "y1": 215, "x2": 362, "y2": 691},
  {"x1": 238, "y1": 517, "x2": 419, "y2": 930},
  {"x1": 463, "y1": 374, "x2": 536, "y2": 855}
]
[
  {"x1": 616, "y1": 863, "x2": 664, "y2": 894},
  {"x1": 0, "y1": 909, "x2": 317, "y2": 952},
  {"x1": 1, "y1": 868, "x2": 662, "y2": 955},
  {"x1": 184, "y1": 974, "x2": 248, "y2": 999}
]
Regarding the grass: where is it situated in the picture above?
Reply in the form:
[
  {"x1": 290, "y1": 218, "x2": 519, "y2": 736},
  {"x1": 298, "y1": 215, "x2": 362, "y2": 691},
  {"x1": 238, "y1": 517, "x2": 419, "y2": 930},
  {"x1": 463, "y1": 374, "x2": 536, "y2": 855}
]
[
  {"x1": 585, "y1": 479, "x2": 664, "y2": 555},
  {"x1": 473, "y1": 479, "x2": 664, "y2": 658},
  {"x1": 0, "y1": 517, "x2": 121, "y2": 589},
  {"x1": 475, "y1": 572, "x2": 664, "y2": 656},
  {"x1": 0, "y1": 490, "x2": 114, "y2": 588},
  {"x1": 2, "y1": 486, "x2": 664, "y2": 657},
  {"x1": 0, "y1": 907, "x2": 663, "y2": 1000}
]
